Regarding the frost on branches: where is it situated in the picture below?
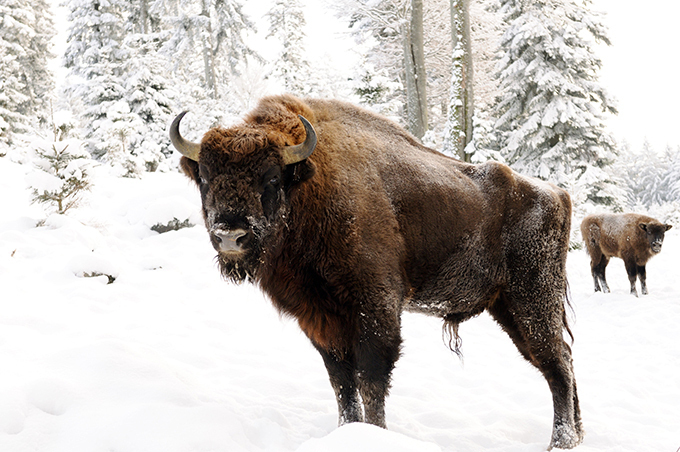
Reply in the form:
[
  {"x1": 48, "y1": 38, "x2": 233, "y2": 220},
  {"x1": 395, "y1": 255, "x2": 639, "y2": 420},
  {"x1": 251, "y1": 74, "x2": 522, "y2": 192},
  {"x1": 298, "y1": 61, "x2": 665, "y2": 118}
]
[
  {"x1": 28, "y1": 140, "x2": 92, "y2": 215},
  {"x1": 492, "y1": 0, "x2": 619, "y2": 207},
  {"x1": 0, "y1": 0, "x2": 55, "y2": 148}
]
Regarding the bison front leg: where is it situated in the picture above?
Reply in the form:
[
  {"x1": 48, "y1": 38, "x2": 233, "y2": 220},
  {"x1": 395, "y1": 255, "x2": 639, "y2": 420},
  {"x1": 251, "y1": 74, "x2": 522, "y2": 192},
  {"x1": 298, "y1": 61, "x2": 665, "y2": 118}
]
[
  {"x1": 355, "y1": 320, "x2": 401, "y2": 428},
  {"x1": 623, "y1": 259, "x2": 639, "y2": 297},
  {"x1": 316, "y1": 346, "x2": 364, "y2": 425},
  {"x1": 637, "y1": 265, "x2": 648, "y2": 295}
]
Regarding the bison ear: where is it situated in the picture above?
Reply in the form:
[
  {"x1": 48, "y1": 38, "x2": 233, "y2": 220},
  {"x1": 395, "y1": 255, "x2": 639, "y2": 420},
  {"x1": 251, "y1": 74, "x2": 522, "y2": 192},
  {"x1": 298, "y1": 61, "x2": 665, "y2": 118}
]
[
  {"x1": 665, "y1": 224, "x2": 673, "y2": 231},
  {"x1": 639, "y1": 223, "x2": 648, "y2": 232},
  {"x1": 180, "y1": 156, "x2": 200, "y2": 184},
  {"x1": 285, "y1": 159, "x2": 316, "y2": 189}
]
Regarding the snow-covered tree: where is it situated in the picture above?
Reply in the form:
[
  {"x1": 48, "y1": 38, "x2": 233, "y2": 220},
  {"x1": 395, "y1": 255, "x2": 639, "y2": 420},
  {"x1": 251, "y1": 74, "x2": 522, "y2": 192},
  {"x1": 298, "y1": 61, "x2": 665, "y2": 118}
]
[
  {"x1": 121, "y1": 29, "x2": 176, "y2": 171},
  {"x1": 339, "y1": 0, "x2": 455, "y2": 138},
  {"x1": 265, "y1": 0, "x2": 312, "y2": 96},
  {"x1": 63, "y1": 0, "x2": 129, "y2": 160},
  {"x1": 0, "y1": 0, "x2": 56, "y2": 147},
  {"x1": 616, "y1": 141, "x2": 680, "y2": 208},
  {"x1": 491, "y1": 0, "x2": 618, "y2": 206},
  {"x1": 29, "y1": 140, "x2": 92, "y2": 215},
  {"x1": 163, "y1": 0, "x2": 256, "y2": 103}
]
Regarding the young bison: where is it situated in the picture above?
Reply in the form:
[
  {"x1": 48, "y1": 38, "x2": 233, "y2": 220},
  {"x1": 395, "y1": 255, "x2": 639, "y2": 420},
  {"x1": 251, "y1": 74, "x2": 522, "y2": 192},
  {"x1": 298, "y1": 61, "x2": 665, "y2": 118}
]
[{"x1": 581, "y1": 213, "x2": 672, "y2": 296}]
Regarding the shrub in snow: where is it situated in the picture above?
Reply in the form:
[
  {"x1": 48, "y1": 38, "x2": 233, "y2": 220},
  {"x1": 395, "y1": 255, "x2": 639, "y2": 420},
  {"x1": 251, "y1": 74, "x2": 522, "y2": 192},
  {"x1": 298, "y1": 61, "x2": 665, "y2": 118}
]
[
  {"x1": 151, "y1": 218, "x2": 194, "y2": 234},
  {"x1": 29, "y1": 140, "x2": 92, "y2": 215}
]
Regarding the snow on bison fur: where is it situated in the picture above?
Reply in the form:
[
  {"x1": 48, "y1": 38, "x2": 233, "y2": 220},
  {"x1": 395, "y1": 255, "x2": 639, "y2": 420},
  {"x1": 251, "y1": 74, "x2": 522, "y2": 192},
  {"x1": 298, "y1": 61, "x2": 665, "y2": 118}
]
[
  {"x1": 581, "y1": 213, "x2": 672, "y2": 296},
  {"x1": 170, "y1": 95, "x2": 583, "y2": 449}
]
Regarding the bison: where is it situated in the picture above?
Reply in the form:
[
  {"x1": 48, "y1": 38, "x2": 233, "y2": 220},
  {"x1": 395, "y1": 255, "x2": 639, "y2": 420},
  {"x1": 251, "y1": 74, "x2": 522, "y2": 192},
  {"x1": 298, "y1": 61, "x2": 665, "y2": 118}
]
[
  {"x1": 169, "y1": 95, "x2": 582, "y2": 449},
  {"x1": 581, "y1": 213, "x2": 672, "y2": 296}
]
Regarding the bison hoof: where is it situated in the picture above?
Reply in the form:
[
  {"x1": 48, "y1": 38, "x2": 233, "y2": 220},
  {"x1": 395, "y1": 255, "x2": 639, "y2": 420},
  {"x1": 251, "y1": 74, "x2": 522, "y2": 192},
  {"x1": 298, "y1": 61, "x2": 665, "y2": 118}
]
[{"x1": 549, "y1": 423, "x2": 583, "y2": 450}]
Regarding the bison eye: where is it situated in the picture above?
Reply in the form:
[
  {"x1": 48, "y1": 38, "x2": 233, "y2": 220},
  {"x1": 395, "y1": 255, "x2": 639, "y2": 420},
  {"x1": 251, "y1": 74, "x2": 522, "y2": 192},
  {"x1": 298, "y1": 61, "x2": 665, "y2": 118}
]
[{"x1": 269, "y1": 175, "x2": 280, "y2": 186}]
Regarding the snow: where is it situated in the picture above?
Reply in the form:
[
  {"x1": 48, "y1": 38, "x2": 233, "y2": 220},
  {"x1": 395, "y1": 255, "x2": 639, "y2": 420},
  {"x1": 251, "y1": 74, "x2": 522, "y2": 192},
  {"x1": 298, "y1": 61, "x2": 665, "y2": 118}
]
[{"x1": 1, "y1": 156, "x2": 679, "y2": 451}]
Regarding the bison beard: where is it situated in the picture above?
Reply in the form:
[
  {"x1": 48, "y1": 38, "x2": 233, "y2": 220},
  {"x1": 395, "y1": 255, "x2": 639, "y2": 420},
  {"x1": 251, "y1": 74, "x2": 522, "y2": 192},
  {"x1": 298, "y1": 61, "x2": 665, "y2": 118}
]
[{"x1": 171, "y1": 95, "x2": 584, "y2": 450}]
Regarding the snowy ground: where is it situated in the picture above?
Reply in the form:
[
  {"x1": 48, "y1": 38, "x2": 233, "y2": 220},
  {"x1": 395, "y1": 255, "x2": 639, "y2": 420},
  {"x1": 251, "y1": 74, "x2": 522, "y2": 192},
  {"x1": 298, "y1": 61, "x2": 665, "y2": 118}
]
[{"x1": 1, "y1": 157, "x2": 678, "y2": 452}]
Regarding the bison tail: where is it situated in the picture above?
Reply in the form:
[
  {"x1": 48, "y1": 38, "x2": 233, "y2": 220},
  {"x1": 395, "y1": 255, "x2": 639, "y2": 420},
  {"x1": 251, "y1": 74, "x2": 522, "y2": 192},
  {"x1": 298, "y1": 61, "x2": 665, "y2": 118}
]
[{"x1": 442, "y1": 318, "x2": 464, "y2": 358}]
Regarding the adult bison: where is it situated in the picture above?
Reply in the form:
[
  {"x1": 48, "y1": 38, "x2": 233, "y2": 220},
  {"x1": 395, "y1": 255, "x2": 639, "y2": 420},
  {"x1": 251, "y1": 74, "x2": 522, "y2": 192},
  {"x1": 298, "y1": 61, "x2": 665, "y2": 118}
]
[
  {"x1": 581, "y1": 213, "x2": 672, "y2": 296},
  {"x1": 170, "y1": 95, "x2": 582, "y2": 449}
]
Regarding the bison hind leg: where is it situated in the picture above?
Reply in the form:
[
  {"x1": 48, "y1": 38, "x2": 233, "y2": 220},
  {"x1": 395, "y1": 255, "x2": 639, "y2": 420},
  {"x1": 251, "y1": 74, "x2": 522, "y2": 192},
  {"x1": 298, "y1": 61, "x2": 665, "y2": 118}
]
[
  {"x1": 590, "y1": 254, "x2": 610, "y2": 293},
  {"x1": 488, "y1": 293, "x2": 584, "y2": 449}
]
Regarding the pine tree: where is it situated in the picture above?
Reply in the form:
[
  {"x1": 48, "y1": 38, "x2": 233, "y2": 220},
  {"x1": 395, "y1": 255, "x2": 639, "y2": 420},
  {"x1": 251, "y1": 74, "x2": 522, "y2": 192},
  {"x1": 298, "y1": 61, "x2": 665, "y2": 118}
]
[
  {"x1": 63, "y1": 0, "x2": 129, "y2": 160},
  {"x1": 0, "y1": 0, "x2": 56, "y2": 147},
  {"x1": 122, "y1": 0, "x2": 177, "y2": 171},
  {"x1": 30, "y1": 141, "x2": 92, "y2": 215},
  {"x1": 122, "y1": 33, "x2": 176, "y2": 171},
  {"x1": 656, "y1": 145, "x2": 680, "y2": 205},
  {"x1": 265, "y1": 0, "x2": 311, "y2": 95},
  {"x1": 492, "y1": 0, "x2": 618, "y2": 206}
]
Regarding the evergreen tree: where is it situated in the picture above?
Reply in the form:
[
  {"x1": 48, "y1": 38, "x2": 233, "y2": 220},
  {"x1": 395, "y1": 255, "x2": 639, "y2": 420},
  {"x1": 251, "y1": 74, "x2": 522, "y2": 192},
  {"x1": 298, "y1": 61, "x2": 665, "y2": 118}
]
[
  {"x1": 265, "y1": 0, "x2": 311, "y2": 96},
  {"x1": 656, "y1": 145, "x2": 680, "y2": 204},
  {"x1": 122, "y1": 33, "x2": 175, "y2": 171},
  {"x1": 0, "y1": 0, "x2": 56, "y2": 147},
  {"x1": 492, "y1": 0, "x2": 618, "y2": 206},
  {"x1": 618, "y1": 142, "x2": 680, "y2": 207},
  {"x1": 122, "y1": 0, "x2": 177, "y2": 171},
  {"x1": 63, "y1": 0, "x2": 129, "y2": 160},
  {"x1": 30, "y1": 140, "x2": 92, "y2": 215}
]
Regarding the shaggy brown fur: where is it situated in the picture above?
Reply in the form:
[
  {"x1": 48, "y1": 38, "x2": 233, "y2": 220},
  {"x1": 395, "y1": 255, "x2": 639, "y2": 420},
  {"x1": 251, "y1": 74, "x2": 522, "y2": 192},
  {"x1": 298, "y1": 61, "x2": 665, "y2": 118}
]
[
  {"x1": 174, "y1": 95, "x2": 582, "y2": 449},
  {"x1": 581, "y1": 213, "x2": 672, "y2": 296}
]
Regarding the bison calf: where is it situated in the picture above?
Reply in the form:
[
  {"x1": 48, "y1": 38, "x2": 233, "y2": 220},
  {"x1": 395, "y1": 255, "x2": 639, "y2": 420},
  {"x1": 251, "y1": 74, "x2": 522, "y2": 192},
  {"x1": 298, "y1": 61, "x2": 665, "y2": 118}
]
[{"x1": 581, "y1": 213, "x2": 672, "y2": 296}]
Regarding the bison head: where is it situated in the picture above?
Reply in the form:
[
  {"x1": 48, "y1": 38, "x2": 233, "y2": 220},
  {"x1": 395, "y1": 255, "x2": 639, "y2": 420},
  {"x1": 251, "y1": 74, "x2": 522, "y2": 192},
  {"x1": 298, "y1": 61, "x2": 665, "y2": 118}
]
[
  {"x1": 170, "y1": 111, "x2": 317, "y2": 282},
  {"x1": 639, "y1": 222, "x2": 672, "y2": 253}
]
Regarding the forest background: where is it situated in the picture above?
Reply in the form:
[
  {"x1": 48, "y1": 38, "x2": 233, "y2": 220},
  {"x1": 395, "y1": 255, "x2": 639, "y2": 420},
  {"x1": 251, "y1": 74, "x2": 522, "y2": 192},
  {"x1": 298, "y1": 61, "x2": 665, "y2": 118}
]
[
  {"x1": 1, "y1": 0, "x2": 680, "y2": 225},
  {"x1": 2, "y1": 2, "x2": 680, "y2": 450}
]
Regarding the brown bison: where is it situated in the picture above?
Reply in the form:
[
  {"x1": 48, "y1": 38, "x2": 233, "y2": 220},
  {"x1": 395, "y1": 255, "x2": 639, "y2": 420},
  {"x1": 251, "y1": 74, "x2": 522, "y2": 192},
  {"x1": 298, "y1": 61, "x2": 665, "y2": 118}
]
[
  {"x1": 581, "y1": 213, "x2": 672, "y2": 296},
  {"x1": 170, "y1": 95, "x2": 582, "y2": 449}
]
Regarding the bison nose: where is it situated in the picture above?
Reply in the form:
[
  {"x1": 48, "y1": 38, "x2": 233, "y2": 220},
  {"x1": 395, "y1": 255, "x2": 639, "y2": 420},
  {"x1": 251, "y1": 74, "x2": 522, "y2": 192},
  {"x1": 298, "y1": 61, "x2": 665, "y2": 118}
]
[
  {"x1": 651, "y1": 242, "x2": 662, "y2": 253},
  {"x1": 212, "y1": 228, "x2": 247, "y2": 254}
]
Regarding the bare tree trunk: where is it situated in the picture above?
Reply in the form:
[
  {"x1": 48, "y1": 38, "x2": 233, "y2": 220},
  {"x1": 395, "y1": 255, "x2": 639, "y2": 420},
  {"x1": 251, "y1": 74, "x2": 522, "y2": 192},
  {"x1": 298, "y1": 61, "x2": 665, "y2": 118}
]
[
  {"x1": 443, "y1": 0, "x2": 473, "y2": 160},
  {"x1": 139, "y1": 0, "x2": 149, "y2": 34},
  {"x1": 403, "y1": 0, "x2": 428, "y2": 139}
]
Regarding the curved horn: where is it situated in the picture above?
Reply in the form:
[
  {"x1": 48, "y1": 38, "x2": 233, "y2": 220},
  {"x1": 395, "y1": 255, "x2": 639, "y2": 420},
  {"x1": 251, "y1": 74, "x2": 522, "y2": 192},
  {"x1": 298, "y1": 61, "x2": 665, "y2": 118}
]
[
  {"x1": 170, "y1": 111, "x2": 201, "y2": 161},
  {"x1": 281, "y1": 115, "x2": 317, "y2": 165}
]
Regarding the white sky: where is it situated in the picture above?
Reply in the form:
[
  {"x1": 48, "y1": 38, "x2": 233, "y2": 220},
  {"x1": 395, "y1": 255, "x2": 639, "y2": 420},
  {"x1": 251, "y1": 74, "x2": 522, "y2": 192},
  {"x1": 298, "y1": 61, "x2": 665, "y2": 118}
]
[{"x1": 591, "y1": 0, "x2": 680, "y2": 152}]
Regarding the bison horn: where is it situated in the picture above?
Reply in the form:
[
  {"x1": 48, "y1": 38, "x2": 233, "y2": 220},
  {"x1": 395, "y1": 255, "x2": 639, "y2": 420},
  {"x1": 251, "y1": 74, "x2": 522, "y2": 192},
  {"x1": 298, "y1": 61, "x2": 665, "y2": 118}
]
[
  {"x1": 169, "y1": 111, "x2": 201, "y2": 162},
  {"x1": 281, "y1": 115, "x2": 317, "y2": 165}
]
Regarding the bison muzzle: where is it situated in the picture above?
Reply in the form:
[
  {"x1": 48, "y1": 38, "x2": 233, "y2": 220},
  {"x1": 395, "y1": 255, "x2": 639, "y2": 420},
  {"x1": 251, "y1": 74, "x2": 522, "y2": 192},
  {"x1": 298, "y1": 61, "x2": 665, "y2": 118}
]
[{"x1": 170, "y1": 95, "x2": 583, "y2": 449}]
